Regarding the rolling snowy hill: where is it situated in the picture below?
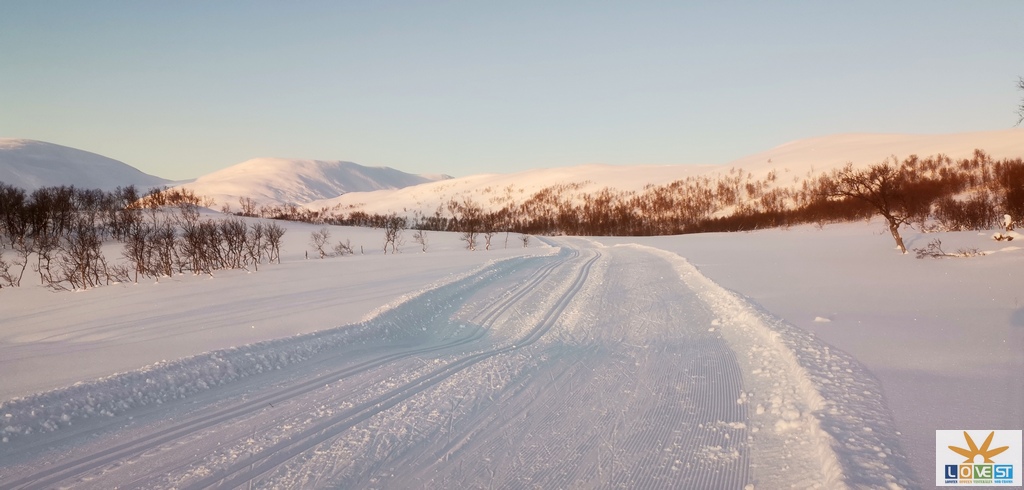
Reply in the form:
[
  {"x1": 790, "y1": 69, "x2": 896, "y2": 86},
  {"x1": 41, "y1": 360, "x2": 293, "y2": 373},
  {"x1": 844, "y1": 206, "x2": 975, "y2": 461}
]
[
  {"x1": 7, "y1": 129, "x2": 1022, "y2": 217},
  {"x1": 0, "y1": 138, "x2": 172, "y2": 192},
  {"x1": 726, "y1": 129, "x2": 1024, "y2": 179},
  {"x1": 310, "y1": 129, "x2": 1024, "y2": 217},
  {"x1": 176, "y1": 158, "x2": 451, "y2": 210},
  {"x1": 307, "y1": 163, "x2": 719, "y2": 217}
]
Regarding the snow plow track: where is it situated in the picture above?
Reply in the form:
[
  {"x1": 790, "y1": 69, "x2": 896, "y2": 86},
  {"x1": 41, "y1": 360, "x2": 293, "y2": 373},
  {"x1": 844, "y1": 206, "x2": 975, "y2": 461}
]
[
  {"x1": 0, "y1": 241, "x2": 906, "y2": 489},
  {"x1": 190, "y1": 251, "x2": 600, "y2": 489}
]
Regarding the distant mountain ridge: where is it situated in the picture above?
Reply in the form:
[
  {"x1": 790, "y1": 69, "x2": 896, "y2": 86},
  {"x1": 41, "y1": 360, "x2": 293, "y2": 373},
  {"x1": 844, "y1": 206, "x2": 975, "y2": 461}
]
[
  {"x1": 311, "y1": 129, "x2": 1024, "y2": 217},
  {"x1": 175, "y1": 158, "x2": 451, "y2": 210},
  {"x1": 4, "y1": 129, "x2": 1023, "y2": 216},
  {"x1": 0, "y1": 139, "x2": 172, "y2": 192},
  {"x1": 724, "y1": 129, "x2": 1024, "y2": 178}
]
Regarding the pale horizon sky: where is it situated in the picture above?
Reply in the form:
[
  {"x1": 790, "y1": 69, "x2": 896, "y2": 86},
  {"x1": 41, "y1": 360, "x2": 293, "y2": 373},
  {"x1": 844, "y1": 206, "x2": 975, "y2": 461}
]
[{"x1": 2, "y1": 1, "x2": 1022, "y2": 180}]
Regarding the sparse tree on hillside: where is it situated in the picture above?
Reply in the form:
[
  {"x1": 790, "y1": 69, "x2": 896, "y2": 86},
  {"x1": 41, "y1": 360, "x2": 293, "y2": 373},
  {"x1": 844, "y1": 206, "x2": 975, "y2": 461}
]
[
  {"x1": 827, "y1": 160, "x2": 942, "y2": 254},
  {"x1": 239, "y1": 197, "x2": 258, "y2": 217},
  {"x1": 333, "y1": 239, "x2": 353, "y2": 256},
  {"x1": 382, "y1": 213, "x2": 406, "y2": 254},
  {"x1": 151, "y1": 222, "x2": 177, "y2": 277},
  {"x1": 310, "y1": 227, "x2": 331, "y2": 259},
  {"x1": 830, "y1": 162, "x2": 909, "y2": 252},
  {"x1": 246, "y1": 222, "x2": 266, "y2": 271},
  {"x1": 456, "y1": 198, "x2": 483, "y2": 251},
  {"x1": 53, "y1": 218, "x2": 108, "y2": 290},
  {"x1": 219, "y1": 218, "x2": 248, "y2": 269},
  {"x1": 265, "y1": 222, "x2": 286, "y2": 263},
  {"x1": 122, "y1": 221, "x2": 152, "y2": 283},
  {"x1": 0, "y1": 247, "x2": 20, "y2": 287},
  {"x1": 412, "y1": 228, "x2": 428, "y2": 252}
]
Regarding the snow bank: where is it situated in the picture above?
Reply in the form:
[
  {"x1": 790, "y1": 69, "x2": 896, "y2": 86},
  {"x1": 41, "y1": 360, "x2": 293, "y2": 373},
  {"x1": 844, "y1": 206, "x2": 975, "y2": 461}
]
[
  {"x1": 626, "y1": 244, "x2": 915, "y2": 489},
  {"x1": 0, "y1": 251, "x2": 553, "y2": 445}
]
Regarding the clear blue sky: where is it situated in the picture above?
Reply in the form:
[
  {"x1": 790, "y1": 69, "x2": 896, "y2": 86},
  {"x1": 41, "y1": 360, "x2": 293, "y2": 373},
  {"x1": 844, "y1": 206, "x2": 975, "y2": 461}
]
[{"x1": 2, "y1": 1, "x2": 1022, "y2": 180}]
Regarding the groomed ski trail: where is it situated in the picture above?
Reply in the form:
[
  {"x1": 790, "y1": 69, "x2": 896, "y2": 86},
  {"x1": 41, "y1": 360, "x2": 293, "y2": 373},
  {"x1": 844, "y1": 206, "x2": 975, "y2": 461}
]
[{"x1": 0, "y1": 240, "x2": 912, "y2": 489}]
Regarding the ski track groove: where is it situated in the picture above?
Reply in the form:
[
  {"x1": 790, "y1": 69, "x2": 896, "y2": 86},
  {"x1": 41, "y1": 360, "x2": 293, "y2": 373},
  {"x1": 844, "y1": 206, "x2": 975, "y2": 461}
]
[
  {"x1": 401, "y1": 246, "x2": 753, "y2": 490},
  {"x1": 0, "y1": 240, "x2": 886, "y2": 489},
  {"x1": 191, "y1": 250, "x2": 601, "y2": 489},
  {"x1": 0, "y1": 251, "x2": 575, "y2": 490}
]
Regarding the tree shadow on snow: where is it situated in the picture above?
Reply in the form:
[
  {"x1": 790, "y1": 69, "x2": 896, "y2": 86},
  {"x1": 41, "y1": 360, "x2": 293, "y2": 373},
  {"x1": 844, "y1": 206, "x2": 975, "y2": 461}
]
[{"x1": 1011, "y1": 307, "x2": 1024, "y2": 327}]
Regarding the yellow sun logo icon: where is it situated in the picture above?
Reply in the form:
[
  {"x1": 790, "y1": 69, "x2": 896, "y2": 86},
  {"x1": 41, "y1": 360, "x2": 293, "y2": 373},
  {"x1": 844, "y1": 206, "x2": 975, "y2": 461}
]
[{"x1": 949, "y1": 431, "x2": 1010, "y2": 464}]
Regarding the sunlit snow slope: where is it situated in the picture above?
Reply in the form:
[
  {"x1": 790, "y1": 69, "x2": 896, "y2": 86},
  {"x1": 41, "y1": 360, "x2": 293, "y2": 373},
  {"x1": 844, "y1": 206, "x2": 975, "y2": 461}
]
[
  {"x1": 311, "y1": 129, "x2": 1024, "y2": 217},
  {"x1": 0, "y1": 139, "x2": 171, "y2": 192},
  {"x1": 177, "y1": 158, "x2": 450, "y2": 209}
]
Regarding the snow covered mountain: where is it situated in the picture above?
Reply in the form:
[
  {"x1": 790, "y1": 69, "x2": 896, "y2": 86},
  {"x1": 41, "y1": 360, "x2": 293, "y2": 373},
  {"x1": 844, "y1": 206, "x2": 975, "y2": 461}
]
[
  {"x1": 311, "y1": 129, "x2": 1024, "y2": 217},
  {"x1": 0, "y1": 138, "x2": 172, "y2": 192},
  {"x1": 725, "y1": 129, "x2": 1024, "y2": 179},
  {"x1": 5, "y1": 129, "x2": 1023, "y2": 215},
  {"x1": 307, "y1": 163, "x2": 717, "y2": 217},
  {"x1": 177, "y1": 158, "x2": 450, "y2": 210}
]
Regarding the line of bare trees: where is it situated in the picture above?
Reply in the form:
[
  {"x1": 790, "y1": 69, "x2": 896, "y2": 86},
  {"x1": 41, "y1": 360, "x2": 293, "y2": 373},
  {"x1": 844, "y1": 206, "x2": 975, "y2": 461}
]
[
  {"x1": 0, "y1": 183, "x2": 285, "y2": 290},
  {"x1": 518, "y1": 151, "x2": 1021, "y2": 241},
  {"x1": 277, "y1": 150, "x2": 1023, "y2": 251},
  {"x1": 122, "y1": 204, "x2": 285, "y2": 282}
]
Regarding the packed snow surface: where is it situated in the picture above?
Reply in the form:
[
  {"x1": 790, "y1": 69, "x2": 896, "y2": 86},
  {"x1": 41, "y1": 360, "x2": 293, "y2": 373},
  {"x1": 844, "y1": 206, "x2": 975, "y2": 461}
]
[{"x1": 3, "y1": 217, "x2": 1017, "y2": 488}]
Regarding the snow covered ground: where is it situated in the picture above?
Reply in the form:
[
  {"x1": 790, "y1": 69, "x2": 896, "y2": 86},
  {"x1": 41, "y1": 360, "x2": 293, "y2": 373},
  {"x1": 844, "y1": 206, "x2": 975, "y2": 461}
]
[{"x1": 1, "y1": 218, "x2": 1021, "y2": 488}]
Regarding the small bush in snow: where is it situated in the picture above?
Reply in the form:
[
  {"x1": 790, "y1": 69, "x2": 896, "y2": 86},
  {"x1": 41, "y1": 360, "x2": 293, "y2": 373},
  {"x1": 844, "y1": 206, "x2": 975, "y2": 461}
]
[
  {"x1": 334, "y1": 239, "x2": 354, "y2": 256},
  {"x1": 914, "y1": 239, "x2": 948, "y2": 259},
  {"x1": 914, "y1": 238, "x2": 984, "y2": 259},
  {"x1": 412, "y1": 228, "x2": 428, "y2": 252},
  {"x1": 310, "y1": 227, "x2": 331, "y2": 259}
]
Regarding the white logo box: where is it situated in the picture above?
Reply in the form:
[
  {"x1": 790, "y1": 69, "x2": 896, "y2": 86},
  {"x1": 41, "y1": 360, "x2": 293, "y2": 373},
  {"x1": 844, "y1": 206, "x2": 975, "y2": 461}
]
[{"x1": 936, "y1": 430, "x2": 1022, "y2": 487}]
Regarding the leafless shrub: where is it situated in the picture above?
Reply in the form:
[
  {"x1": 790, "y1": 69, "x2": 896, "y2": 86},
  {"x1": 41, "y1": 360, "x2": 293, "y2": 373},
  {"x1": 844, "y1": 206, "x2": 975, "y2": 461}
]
[
  {"x1": 955, "y1": 247, "x2": 984, "y2": 257},
  {"x1": 461, "y1": 230, "x2": 478, "y2": 251},
  {"x1": 0, "y1": 249, "x2": 16, "y2": 288},
  {"x1": 175, "y1": 202, "x2": 201, "y2": 228},
  {"x1": 310, "y1": 227, "x2": 331, "y2": 259},
  {"x1": 265, "y1": 222, "x2": 285, "y2": 264},
  {"x1": 52, "y1": 219, "x2": 108, "y2": 290},
  {"x1": 454, "y1": 198, "x2": 483, "y2": 251},
  {"x1": 483, "y1": 228, "x2": 496, "y2": 251},
  {"x1": 219, "y1": 218, "x2": 248, "y2": 269},
  {"x1": 151, "y1": 222, "x2": 177, "y2": 277},
  {"x1": 246, "y1": 222, "x2": 266, "y2": 271},
  {"x1": 33, "y1": 232, "x2": 59, "y2": 286},
  {"x1": 333, "y1": 239, "x2": 354, "y2": 256},
  {"x1": 106, "y1": 263, "x2": 132, "y2": 284},
  {"x1": 122, "y1": 221, "x2": 151, "y2": 282},
  {"x1": 382, "y1": 214, "x2": 406, "y2": 254},
  {"x1": 914, "y1": 238, "x2": 948, "y2": 259},
  {"x1": 827, "y1": 160, "x2": 942, "y2": 254},
  {"x1": 412, "y1": 228, "x2": 428, "y2": 252},
  {"x1": 239, "y1": 197, "x2": 258, "y2": 217},
  {"x1": 1, "y1": 237, "x2": 31, "y2": 287},
  {"x1": 914, "y1": 238, "x2": 984, "y2": 259}
]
